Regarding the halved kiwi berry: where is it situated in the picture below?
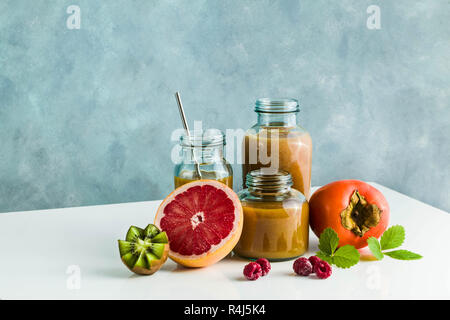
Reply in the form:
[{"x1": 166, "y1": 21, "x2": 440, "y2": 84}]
[{"x1": 118, "y1": 224, "x2": 169, "y2": 275}]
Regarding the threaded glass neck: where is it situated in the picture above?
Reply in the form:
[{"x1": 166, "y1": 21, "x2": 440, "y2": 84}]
[
  {"x1": 179, "y1": 129, "x2": 225, "y2": 163},
  {"x1": 255, "y1": 98, "x2": 299, "y2": 113},
  {"x1": 246, "y1": 169, "x2": 292, "y2": 194},
  {"x1": 180, "y1": 129, "x2": 225, "y2": 148}
]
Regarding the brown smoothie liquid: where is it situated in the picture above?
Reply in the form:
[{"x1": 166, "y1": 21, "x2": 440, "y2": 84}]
[
  {"x1": 174, "y1": 170, "x2": 233, "y2": 189},
  {"x1": 234, "y1": 199, "x2": 309, "y2": 260},
  {"x1": 243, "y1": 127, "x2": 312, "y2": 199}
]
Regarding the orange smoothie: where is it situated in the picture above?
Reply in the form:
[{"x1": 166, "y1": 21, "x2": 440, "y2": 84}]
[
  {"x1": 243, "y1": 128, "x2": 312, "y2": 199},
  {"x1": 234, "y1": 198, "x2": 309, "y2": 260}
]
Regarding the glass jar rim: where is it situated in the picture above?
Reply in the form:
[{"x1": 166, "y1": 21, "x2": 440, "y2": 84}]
[
  {"x1": 246, "y1": 169, "x2": 293, "y2": 189},
  {"x1": 255, "y1": 98, "x2": 299, "y2": 113},
  {"x1": 179, "y1": 129, "x2": 225, "y2": 148}
]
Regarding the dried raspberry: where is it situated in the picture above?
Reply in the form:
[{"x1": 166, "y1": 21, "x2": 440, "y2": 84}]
[
  {"x1": 255, "y1": 258, "x2": 271, "y2": 276},
  {"x1": 243, "y1": 262, "x2": 262, "y2": 280},
  {"x1": 308, "y1": 256, "x2": 322, "y2": 270},
  {"x1": 293, "y1": 257, "x2": 313, "y2": 276},
  {"x1": 314, "y1": 260, "x2": 332, "y2": 279}
]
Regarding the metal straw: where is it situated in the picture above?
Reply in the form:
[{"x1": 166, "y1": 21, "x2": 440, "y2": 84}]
[{"x1": 175, "y1": 92, "x2": 202, "y2": 179}]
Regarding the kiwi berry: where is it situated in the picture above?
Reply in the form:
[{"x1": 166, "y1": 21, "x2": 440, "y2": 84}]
[{"x1": 118, "y1": 224, "x2": 169, "y2": 275}]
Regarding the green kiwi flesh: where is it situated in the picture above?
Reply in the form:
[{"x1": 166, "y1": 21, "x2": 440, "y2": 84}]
[{"x1": 118, "y1": 224, "x2": 169, "y2": 275}]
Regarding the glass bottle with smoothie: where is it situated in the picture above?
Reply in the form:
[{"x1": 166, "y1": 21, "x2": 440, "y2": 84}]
[
  {"x1": 234, "y1": 169, "x2": 309, "y2": 261},
  {"x1": 242, "y1": 98, "x2": 312, "y2": 199},
  {"x1": 174, "y1": 129, "x2": 233, "y2": 188}
]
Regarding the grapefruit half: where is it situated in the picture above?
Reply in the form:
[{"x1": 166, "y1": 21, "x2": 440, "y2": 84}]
[{"x1": 154, "y1": 180, "x2": 243, "y2": 267}]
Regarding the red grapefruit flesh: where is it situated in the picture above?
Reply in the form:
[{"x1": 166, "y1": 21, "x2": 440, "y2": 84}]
[{"x1": 154, "y1": 180, "x2": 243, "y2": 267}]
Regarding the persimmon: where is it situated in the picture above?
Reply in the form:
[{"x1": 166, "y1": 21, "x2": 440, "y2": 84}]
[{"x1": 309, "y1": 180, "x2": 389, "y2": 249}]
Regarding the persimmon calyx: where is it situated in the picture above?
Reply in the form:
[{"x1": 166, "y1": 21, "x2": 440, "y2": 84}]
[{"x1": 340, "y1": 190, "x2": 381, "y2": 237}]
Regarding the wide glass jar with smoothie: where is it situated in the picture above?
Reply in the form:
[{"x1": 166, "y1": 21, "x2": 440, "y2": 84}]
[
  {"x1": 174, "y1": 129, "x2": 233, "y2": 188},
  {"x1": 234, "y1": 169, "x2": 309, "y2": 261},
  {"x1": 242, "y1": 98, "x2": 312, "y2": 199}
]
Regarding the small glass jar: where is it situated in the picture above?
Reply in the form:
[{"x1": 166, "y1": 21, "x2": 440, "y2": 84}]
[
  {"x1": 242, "y1": 98, "x2": 312, "y2": 199},
  {"x1": 234, "y1": 169, "x2": 309, "y2": 261},
  {"x1": 174, "y1": 129, "x2": 233, "y2": 189}
]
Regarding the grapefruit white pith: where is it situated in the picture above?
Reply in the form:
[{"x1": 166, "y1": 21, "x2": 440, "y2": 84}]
[{"x1": 154, "y1": 180, "x2": 243, "y2": 267}]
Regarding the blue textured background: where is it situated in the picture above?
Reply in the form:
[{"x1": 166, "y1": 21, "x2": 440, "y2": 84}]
[{"x1": 0, "y1": 0, "x2": 449, "y2": 213}]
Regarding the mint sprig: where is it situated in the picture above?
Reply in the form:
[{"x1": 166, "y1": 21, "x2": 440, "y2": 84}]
[
  {"x1": 383, "y1": 250, "x2": 422, "y2": 260},
  {"x1": 367, "y1": 225, "x2": 422, "y2": 260},
  {"x1": 316, "y1": 228, "x2": 360, "y2": 269},
  {"x1": 318, "y1": 227, "x2": 339, "y2": 255},
  {"x1": 332, "y1": 245, "x2": 361, "y2": 268},
  {"x1": 380, "y1": 225, "x2": 405, "y2": 250},
  {"x1": 367, "y1": 237, "x2": 384, "y2": 260}
]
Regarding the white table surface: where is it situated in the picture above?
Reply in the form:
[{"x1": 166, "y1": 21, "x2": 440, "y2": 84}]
[{"x1": 0, "y1": 183, "x2": 448, "y2": 300}]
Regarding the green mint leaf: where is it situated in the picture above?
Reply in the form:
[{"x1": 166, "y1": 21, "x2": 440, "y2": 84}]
[
  {"x1": 380, "y1": 225, "x2": 405, "y2": 250},
  {"x1": 316, "y1": 251, "x2": 333, "y2": 264},
  {"x1": 367, "y1": 237, "x2": 384, "y2": 260},
  {"x1": 318, "y1": 228, "x2": 339, "y2": 256},
  {"x1": 331, "y1": 245, "x2": 360, "y2": 268},
  {"x1": 384, "y1": 250, "x2": 422, "y2": 260}
]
